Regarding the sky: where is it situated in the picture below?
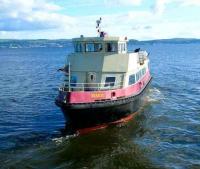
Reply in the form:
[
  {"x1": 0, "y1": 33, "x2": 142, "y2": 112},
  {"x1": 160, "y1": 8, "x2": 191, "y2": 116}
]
[{"x1": 0, "y1": 0, "x2": 200, "y2": 40}]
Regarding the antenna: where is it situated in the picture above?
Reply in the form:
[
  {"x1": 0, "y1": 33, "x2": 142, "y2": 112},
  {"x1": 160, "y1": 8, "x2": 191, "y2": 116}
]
[
  {"x1": 96, "y1": 17, "x2": 107, "y2": 37},
  {"x1": 96, "y1": 17, "x2": 102, "y2": 36}
]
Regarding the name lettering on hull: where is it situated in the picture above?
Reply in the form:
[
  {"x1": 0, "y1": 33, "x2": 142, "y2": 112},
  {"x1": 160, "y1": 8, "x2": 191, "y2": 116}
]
[{"x1": 91, "y1": 93, "x2": 105, "y2": 99}]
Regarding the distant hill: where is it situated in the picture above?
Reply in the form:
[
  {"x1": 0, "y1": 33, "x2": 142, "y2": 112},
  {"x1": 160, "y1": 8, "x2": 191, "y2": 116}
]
[
  {"x1": 0, "y1": 38, "x2": 200, "y2": 48},
  {"x1": 0, "y1": 39, "x2": 72, "y2": 48}
]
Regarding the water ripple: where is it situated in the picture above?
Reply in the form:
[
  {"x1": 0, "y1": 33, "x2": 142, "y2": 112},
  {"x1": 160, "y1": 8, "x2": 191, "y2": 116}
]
[{"x1": 0, "y1": 44, "x2": 200, "y2": 169}]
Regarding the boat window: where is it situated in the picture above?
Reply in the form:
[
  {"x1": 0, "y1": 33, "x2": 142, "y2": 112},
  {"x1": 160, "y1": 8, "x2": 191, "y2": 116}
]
[
  {"x1": 104, "y1": 77, "x2": 116, "y2": 87},
  {"x1": 86, "y1": 43, "x2": 95, "y2": 52},
  {"x1": 94, "y1": 43, "x2": 103, "y2": 52},
  {"x1": 90, "y1": 74, "x2": 94, "y2": 81},
  {"x1": 136, "y1": 72, "x2": 140, "y2": 81},
  {"x1": 70, "y1": 76, "x2": 77, "y2": 87},
  {"x1": 85, "y1": 43, "x2": 103, "y2": 52},
  {"x1": 121, "y1": 44, "x2": 123, "y2": 52},
  {"x1": 87, "y1": 72, "x2": 96, "y2": 82},
  {"x1": 75, "y1": 43, "x2": 83, "y2": 52},
  {"x1": 118, "y1": 43, "x2": 126, "y2": 53},
  {"x1": 139, "y1": 70, "x2": 143, "y2": 78},
  {"x1": 107, "y1": 43, "x2": 117, "y2": 52},
  {"x1": 142, "y1": 68, "x2": 146, "y2": 75},
  {"x1": 123, "y1": 43, "x2": 127, "y2": 51},
  {"x1": 118, "y1": 44, "x2": 121, "y2": 53},
  {"x1": 129, "y1": 74, "x2": 135, "y2": 85},
  {"x1": 142, "y1": 69, "x2": 144, "y2": 75}
]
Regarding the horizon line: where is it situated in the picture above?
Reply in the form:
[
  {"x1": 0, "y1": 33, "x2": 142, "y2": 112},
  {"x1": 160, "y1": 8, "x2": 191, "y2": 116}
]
[{"x1": 0, "y1": 37, "x2": 200, "y2": 41}]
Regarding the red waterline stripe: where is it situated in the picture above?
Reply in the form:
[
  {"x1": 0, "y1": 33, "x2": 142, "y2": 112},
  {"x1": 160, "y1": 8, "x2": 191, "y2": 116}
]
[
  {"x1": 77, "y1": 124, "x2": 107, "y2": 135},
  {"x1": 110, "y1": 113, "x2": 134, "y2": 124},
  {"x1": 77, "y1": 113, "x2": 137, "y2": 135}
]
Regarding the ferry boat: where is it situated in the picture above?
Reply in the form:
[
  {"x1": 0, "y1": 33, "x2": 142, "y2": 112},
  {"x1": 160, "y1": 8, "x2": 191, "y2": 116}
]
[{"x1": 55, "y1": 19, "x2": 152, "y2": 133}]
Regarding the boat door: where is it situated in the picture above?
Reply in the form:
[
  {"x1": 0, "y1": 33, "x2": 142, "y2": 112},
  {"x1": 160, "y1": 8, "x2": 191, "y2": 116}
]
[{"x1": 86, "y1": 72, "x2": 97, "y2": 90}]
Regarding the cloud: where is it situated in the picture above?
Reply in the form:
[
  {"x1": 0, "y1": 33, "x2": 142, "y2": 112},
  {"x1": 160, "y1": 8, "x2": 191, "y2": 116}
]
[
  {"x1": 132, "y1": 25, "x2": 152, "y2": 30},
  {"x1": 153, "y1": 0, "x2": 171, "y2": 15},
  {"x1": 0, "y1": 0, "x2": 75, "y2": 31},
  {"x1": 153, "y1": 0, "x2": 200, "y2": 15},
  {"x1": 72, "y1": 11, "x2": 157, "y2": 39},
  {"x1": 181, "y1": 0, "x2": 200, "y2": 6},
  {"x1": 116, "y1": 0, "x2": 142, "y2": 6},
  {"x1": 0, "y1": 0, "x2": 200, "y2": 40},
  {"x1": 104, "y1": 0, "x2": 143, "y2": 6},
  {"x1": 144, "y1": 25, "x2": 152, "y2": 29}
]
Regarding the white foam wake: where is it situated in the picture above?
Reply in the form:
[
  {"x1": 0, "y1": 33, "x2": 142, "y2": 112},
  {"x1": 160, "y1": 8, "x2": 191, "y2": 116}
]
[
  {"x1": 52, "y1": 133, "x2": 78, "y2": 145},
  {"x1": 144, "y1": 87, "x2": 165, "y2": 104}
]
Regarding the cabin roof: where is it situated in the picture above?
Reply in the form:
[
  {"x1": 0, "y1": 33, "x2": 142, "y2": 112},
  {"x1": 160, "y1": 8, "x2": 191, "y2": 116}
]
[{"x1": 73, "y1": 36, "x2": 128, "y2": 42}]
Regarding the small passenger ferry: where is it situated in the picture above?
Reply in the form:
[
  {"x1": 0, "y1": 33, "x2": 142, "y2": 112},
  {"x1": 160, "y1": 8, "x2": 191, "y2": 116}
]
[{"x1": 55, "y1": 19, "x2": 152, "y2": 132}]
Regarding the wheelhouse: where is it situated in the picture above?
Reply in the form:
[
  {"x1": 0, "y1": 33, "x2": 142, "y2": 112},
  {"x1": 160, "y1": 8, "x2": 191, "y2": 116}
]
[
  {"x1": 60, "y1": 36, "x2": 149, "y2": 92},
  {"x1": 74, "y1": 37, "x2": 127, "y2": 54}
]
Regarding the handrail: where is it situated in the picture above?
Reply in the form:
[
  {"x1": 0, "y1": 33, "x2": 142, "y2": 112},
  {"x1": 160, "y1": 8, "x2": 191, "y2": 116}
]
[
  {"x1": 59, "y1": 81, "x2": 123, "y2": 92},
  {"x1": 60, "y1": 81, "x2": 123, "y2": 86}
]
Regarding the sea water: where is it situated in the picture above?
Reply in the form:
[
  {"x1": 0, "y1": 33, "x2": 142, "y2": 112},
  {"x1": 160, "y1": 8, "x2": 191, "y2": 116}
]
[{"x1": 0, "y1": 41, "x2": 200, "y2": 169}]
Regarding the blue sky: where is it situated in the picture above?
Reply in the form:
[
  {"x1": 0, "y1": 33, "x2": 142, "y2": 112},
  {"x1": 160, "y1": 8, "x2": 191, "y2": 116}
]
[{"x1": 0, "y1": 0, "x2": 200, "y2": 40}]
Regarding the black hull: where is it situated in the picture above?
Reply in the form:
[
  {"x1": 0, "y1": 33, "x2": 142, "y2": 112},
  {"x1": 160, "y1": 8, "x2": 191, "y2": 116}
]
[
  {"x1": 56, "y1": 77, "x2": 152, "y2": 130},
  {"x1": 62, "y1": 97, "x2": 141, "y2": 129}
]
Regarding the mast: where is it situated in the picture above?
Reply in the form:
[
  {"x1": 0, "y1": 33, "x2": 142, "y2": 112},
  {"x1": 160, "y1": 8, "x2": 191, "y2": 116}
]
[
  {"x1": 96, "y1": 17, "x2": 107, "y2": 37},
  {"x1": 96, "y1": 17, "x2": 102, "y2": 37}
]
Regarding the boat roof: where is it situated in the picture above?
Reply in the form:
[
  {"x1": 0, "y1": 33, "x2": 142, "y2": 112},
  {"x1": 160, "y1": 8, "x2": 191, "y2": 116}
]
[{"x1": 73, "y1": 36, "x2": 128, "y2": 42}]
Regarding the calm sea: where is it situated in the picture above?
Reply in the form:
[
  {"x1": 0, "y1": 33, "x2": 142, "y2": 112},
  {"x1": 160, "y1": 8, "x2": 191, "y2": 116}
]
[{"x1": 0, "y1": 42, "x2": 200, "y2": 169}]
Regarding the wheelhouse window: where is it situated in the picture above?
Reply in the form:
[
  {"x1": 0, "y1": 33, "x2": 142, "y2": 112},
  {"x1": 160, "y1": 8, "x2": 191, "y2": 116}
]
[
  {"x1": 123, "y1": 43, "x2": 126, "y2": 51},
  {"x1": 104, "y1": 77, "x2": 116, "y2": 87},
  {"x1": 85, "y1": 43, "x2": 103, "y2": 52},
  {"x1": 75, "y1": 43, "x2": 83, "y2": 52},
  {"x1": 86, "y1": 43, "x2": 95, "y2": 52},
  {"x1": 118, "y1": 43, "x2": 126, "y2": 53},
  {"x1": 94, "y1": 43, "x2": 103, "y2": 52},
  {"x1": 129, "y1": 74, "x2": 135, "y2": 85},
  {"x1": 107, "y1": 43, "x2": 117, "y2": 52}
]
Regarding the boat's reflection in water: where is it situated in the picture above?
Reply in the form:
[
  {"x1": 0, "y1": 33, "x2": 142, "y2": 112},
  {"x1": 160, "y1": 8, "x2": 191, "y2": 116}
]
[
  {"x1": 61, "y1": 112, "x2": 138, "y2": 136},
  {"x1": 53, "y1": 103, "x2": 157, "y2": 169}
]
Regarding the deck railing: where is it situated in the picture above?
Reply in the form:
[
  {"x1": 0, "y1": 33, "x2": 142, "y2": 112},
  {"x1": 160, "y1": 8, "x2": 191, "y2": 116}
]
[{"x1": 59, "y1": 81, "x2": 124, "y2": 92}]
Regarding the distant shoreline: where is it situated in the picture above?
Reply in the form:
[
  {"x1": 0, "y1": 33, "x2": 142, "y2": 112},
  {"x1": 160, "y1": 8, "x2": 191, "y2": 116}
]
[{"x1": 1, "y1": 38, "x2": 200, "y2": 48}]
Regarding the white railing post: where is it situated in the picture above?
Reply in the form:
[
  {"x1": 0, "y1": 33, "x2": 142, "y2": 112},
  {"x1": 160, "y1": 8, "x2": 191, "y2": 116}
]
[{"x1": 82, "y1": 83, "x2": 84, "y2": 91}]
